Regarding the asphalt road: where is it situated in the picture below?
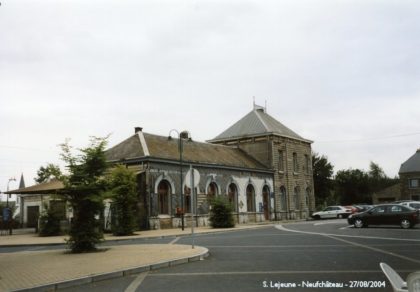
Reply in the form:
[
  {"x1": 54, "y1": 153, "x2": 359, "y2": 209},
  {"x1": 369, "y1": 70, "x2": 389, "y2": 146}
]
[{"x1": 58, "y1": 220, "x2": 420, "y2": 292}]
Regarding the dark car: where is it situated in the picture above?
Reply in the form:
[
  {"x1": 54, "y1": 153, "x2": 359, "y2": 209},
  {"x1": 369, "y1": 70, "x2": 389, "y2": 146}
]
[
  {"x1": 347, "y1": 204, "x2": 420, "y2": 229},
  {"x1": 352, "y1": 204, "x2": 374, "y2": 213}
]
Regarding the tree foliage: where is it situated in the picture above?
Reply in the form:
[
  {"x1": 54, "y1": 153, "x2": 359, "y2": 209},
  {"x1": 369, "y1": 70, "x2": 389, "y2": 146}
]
[
  {"x1": 60, "y1": 137, "x2": 108, "y2": 253},
  {"x1": 312, "y1": 152, "x2": 334, "y2": 207},
  {"x1": 209, "y1": 196, "x2": 235, "y2": 228},
  {"x1": 35, "y1": 163, "x2": 62, "y2": 184},
  {"x1": 367, "y1": 161, "x2": 398, "y2": 193},
  {"x1": 334, "y1": 162, "x2": 399, "y2": 205},
  {"x1": 39, "y1": 203, "x2": 62, "y2": 236},
  {"x1": 106, "y1": 165, "x2": 138, "y2": 236},
  {"x1": 335, "y1": 168, "x2": 371, "y2": 205}
]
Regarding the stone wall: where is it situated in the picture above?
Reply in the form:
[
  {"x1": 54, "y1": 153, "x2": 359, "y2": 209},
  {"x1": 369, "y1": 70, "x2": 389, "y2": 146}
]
[
  {"x1": 399, "y1": 173, "x2": 420, "y2": 201},
  {"x1": 215, "y1": 135, "x2": 315, "y2": 220},
  {"x1": 145, "y1": 161, "x2": 274, "y2": 229}
]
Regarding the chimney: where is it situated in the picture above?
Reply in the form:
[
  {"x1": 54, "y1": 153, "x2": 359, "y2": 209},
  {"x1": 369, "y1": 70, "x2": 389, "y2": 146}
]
[{"x1": 135, "y1": 127, "x2": 143, "y2": 133}]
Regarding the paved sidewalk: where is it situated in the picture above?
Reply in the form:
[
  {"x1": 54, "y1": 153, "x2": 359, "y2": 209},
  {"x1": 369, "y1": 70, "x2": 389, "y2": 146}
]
[
  {"x1": 0, "y1": 223, "x2": 274, "y2": 291},
  {"x1": 0, "y1": 223, "x2": 274, "y2": 247}
]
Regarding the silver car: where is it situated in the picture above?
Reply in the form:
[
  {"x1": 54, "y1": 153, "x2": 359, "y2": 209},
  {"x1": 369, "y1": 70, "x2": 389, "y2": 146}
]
[
  {"x1": 398, "y1": 201, "x2": 420, "y2": 210},
  {"x1": 311, "y1": 206, "x2": 351, "y2": 219}
]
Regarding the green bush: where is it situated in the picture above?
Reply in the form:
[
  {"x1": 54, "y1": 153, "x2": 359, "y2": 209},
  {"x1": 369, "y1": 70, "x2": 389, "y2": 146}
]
[
  {"x1": 209, "y1": 196, "x2": 235, "y2": 228},
  {"x1": 39, "y1": 206, "x2": 61, "y2": 236},
  {"x1": 106, "y1": 165, "x2": 138, "y2": 236}
]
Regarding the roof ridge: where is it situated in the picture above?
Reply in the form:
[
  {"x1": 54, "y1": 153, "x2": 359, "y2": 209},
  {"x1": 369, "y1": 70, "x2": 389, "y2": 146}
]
[{"x1": 253, "y1": 109, "x2": 270, "y2": 132}]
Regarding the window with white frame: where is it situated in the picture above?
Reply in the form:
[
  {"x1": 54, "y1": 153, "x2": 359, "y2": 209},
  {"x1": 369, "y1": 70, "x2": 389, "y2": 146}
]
[
  {"x1": 207, "y1": 182, "x2": 218, "y2": 201},
  {"x1": 157, "y1": 180, "x2": 171, "y2": 214}
]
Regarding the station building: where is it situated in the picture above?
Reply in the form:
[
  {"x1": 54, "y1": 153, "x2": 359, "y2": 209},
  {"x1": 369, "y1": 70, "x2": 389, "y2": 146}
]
[
  {"x1": 8, "y1": 105, "x2": 315, "y2": 229},
  {"x1": 105, "y1": 104, "x2": 315, "y2": 229}
]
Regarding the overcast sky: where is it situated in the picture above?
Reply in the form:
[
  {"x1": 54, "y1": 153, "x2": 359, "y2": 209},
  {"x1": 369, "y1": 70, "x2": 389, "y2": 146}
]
[{"x1": 1, "y1": 0, "x2": 420, "y2": 193}]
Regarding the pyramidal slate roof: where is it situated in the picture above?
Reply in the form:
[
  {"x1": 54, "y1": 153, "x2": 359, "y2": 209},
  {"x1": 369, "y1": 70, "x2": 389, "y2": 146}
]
[
  {"x1": 399, "y1": 149, "x2": 420, "y2": 174},
  {"x1": 105, "y1": 130, "x2": 268, "y2": 170},
  {"x1": 208, "y1": 105, "x2": 312, "y2": 143}
]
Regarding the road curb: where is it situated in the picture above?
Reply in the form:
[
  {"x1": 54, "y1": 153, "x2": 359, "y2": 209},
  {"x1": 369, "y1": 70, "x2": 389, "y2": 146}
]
[
  {"x1": 12, "y1": 247, "x2": 209, "y2": 292},
  {"x1": 0, "y1": 223, "x2": 277, "y2": 248}
]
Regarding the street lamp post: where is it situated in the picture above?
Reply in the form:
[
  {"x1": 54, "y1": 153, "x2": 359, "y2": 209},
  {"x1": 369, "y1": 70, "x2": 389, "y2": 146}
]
[
  {"x1": 6, "y1": 177, "x2": 16, "y2": 235},
  {"x1": 6, "y1": 177, "x2": 16, "y2": 208},
  {"x1": 168, "y1": 130, "x2": 189, "y2": 231}
]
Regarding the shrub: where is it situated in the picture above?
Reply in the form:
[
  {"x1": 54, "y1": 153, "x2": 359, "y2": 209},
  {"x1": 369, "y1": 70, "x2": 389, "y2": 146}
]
[
  {"x1": 209, "y1": 196, "x2": 235, "y2": 228},
  {"x1": 39, "y1": 205, "x2": 61, "y2": 236},
  {"x1": 106, "y1": 165, "x2": 138, "y2": 236},
  {"x1": 60, "y1": 137, "x2": 108, "y2": 253}
]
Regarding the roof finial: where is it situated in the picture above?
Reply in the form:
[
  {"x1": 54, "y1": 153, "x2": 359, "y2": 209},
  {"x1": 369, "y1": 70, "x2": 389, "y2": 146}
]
[
  {"x1": 265, "y1": 100, "x2": 267, "y2": 112},
  {"x1": 253, "y1": 96, "x2": 255, "y2": 109}
]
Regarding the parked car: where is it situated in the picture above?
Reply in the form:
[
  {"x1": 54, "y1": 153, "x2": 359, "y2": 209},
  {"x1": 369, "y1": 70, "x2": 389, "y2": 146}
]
[
  {"x1": 311, "y1": 206, "x2": 351, "y2": 219},
  {"x1": 353, "y1": 204, "x2": 374, "y2": 213},
  {"x1": 344, "y1": 206, "x2": 358, "y2": 214},
  {"x1": 398, "y1": 201, "x2": 420, "y2": 210},
  {"x1": 347, "y1": 204, "x2": 420, "y2": 229}
]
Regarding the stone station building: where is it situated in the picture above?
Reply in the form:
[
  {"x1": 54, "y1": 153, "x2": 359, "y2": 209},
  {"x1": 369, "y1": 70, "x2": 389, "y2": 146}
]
[
  {"x1": 105, "y1": 105, "x2": 315, "y2": 229},
  {"x1": 8, "y1": 105, "x2": 315, "y2": 230}
]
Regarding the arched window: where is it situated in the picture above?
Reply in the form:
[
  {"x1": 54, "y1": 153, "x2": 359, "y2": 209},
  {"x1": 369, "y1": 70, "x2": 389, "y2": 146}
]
[
  {"x1": 157, "y1": 180, "x2": 171, "y2": 214},
  {"x1": 207, "y1": 182, "x2": 218, "y2": 201},
  {"x1": 184, "y1": 186, "x2": 192, "y2": 213},
  {"x1": 262, "y1": 185, "x2": 270, "y2": 220},
  {"x1": 280, "y1": 186, "x2": 287, "y2": 211},
  {"x1": 228, "y1": 183, "x2": 238, "y2": 212},
  {"x1": 294, "y1": 186, "x2": 300, "y2": 210},
  {"x1": 246, "y1": 184, "x2": 255, "y2": 212}
]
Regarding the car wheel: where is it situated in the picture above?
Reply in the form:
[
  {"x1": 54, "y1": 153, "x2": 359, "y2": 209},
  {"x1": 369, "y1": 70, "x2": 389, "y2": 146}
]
[
  {"x1": 354, "y1": 218, "x2": 364, "y2": 228},
  {"x1": 400, "y1": 219, "x2": 411, "y2": 229},
  {"x1": 337, "y1": 214, "x2": 343, "y2": 219},
  {"x1": 313, "y1": 215, "x2": 321, "y2": 220}
]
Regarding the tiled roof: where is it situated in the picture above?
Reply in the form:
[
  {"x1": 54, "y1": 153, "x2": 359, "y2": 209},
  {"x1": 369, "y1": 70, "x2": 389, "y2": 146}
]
[
  {"x1": 399, "y1": 149, "x2": 420, "y2": 174},
  {"x1": 5, "y1": 179, "x2": 64, "y2": 195},
  {"x1": 105, "y1": 134, "x2": 144, "y2": 161},
  {"x1": 105, "y1": 132, "x2": 268, "y2": 170},
  {"x1": 208, "y1": 106, "x2": 311, "y2": 143}
]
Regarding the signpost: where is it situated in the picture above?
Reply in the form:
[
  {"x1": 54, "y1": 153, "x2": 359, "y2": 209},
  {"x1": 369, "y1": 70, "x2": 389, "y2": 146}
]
[{"x1": 185, "y1": 166, "x2": 200, "y2": 249}]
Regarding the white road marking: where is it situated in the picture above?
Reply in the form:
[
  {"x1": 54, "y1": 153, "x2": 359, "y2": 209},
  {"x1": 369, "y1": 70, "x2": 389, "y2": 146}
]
[
  {"x1": 124, "y1": 272, "x2": 149, "y2": 292},
  {"x1": 339, "y1": 226, "x2": 353, "y2": 230},
  {"x1": 276, "y1": 224, "x2": 420, "y2": 242},
  {"x1": 169, "y1": 237, "x2": 180, "y2": 244},
  {"x1": 313, "y1": 219, "x2": 347, "y2": 226},
  {"x1": 276, "y1": 224, "x2": 420, "y2": 265},
  {"x1": 323, "y1": 234, "x2": 420, "y2": 264}
]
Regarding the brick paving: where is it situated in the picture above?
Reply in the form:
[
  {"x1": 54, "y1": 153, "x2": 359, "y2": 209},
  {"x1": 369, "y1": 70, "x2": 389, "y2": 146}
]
[
  {"x1": 0, "y1": 244, "x2": 206, "y2": 291},
  {"x1": 0, "y1": 223, "x2": 274, "y2": 291}
]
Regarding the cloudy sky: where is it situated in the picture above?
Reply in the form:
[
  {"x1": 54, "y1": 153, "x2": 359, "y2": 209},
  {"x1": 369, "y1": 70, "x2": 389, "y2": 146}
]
[{"x1": 1, "y1": 0, "x2": 420, "y2": 193}]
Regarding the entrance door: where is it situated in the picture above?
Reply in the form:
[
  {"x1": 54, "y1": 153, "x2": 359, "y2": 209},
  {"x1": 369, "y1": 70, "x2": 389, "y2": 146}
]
[
  {"x1": 27, "y1": 206, "x2": 39, "y2": 228},
  {"x1": 262, "y1": 186, "x2": 270, "y2": 220}
]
